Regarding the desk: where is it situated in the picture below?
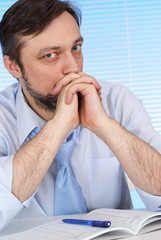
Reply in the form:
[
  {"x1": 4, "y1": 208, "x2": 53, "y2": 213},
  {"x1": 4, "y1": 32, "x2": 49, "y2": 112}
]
[{"x1": 0, "y1": 215, "x2": 161, "y2": 240}]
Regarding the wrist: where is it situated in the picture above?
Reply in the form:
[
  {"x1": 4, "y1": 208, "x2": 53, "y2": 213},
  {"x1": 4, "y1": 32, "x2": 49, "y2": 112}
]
[
  {"x1": 47, "y1": 113, "x2": 79, "y2": 144},
  {"x1": 91, "y1": 113, "x2": 118, "y2": 143}
]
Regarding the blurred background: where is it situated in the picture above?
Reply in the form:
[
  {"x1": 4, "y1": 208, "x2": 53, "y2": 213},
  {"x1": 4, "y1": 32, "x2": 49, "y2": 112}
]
[{"x1": 1, "y1": 0, "x2": 161, "y2": 209}]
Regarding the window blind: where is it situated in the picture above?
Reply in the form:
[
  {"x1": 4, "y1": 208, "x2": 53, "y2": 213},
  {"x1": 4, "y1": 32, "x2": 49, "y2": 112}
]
[
  {"x1": 0, "y1": 0, "x2": 161, "y2": 132},
  {"x1": 0, "y1": 1, "x2": 16, "y2": 89}
]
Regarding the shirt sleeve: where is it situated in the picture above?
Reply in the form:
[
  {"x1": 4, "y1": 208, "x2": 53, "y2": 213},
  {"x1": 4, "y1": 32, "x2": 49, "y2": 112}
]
[
  {"x1": 119, "y1": 85, "x2": 161, "y2": 209},
  {"x1": 115, "y1": 83, "x2": 161, "y2": 153},
  {"x1": 0, "y1": 155, "x2": 22, "y2": 230},
  {"x1": 0, "y1": 154, "x2": 37, "y2": 231},
  {"x1": 117, "y1": 85, "x2": 161, "y2": 209},
  {"x1": 101, "y1": 82, "x2": 161, "y2": 210},
  {"x1": 0, "y1": 122, "x2": 35, "y2": 231},
  {"x1": 136, "y1": 187, "x2": 161, "y2": 211}
]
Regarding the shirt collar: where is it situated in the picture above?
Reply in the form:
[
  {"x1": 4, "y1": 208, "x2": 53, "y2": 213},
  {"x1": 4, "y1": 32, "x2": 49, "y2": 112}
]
[{"x1": 16, "y1": 85, "x2": 46, "y2": 146}]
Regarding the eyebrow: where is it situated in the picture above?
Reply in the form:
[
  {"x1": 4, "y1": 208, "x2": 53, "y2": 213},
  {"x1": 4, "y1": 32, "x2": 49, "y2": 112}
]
[
  {"x1": 74, "y1": 36, "x2": 84, "y2": 45},
  {"x1": 38, "y1": 36, "x2": 84, "y2": 56}
]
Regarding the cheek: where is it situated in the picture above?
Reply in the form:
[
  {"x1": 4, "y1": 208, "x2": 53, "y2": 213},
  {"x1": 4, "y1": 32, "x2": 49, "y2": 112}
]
[
  {"x1": 22, "y1": 62, "x2": 40, "y2": 81},
  {"x1": 24, "y1": 63, "x2": 60, "y2": 90},
  {"x1": 79, "y1": 56, "x2": 83, "y2": 71}
]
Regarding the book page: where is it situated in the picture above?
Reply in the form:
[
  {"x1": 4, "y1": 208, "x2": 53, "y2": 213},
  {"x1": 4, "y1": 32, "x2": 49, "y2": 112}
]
[
  {"x1": 139, "y1": 217, "x2": 161, "y2": 234},
  {"x1": 0, "y1": 220, "x2": 124, "y2": 240},
  {"x1": 86, "y1": 208, "x2": 161, "y2": 234}
]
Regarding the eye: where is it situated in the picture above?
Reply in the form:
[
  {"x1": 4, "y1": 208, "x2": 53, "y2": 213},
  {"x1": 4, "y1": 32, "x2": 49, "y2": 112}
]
[
  {"x1": 72, "y1": 44, "x2": 82, "y2": 52},
  {"x1": 45, "y1": 52, "x2": 56, "y2": 60}
]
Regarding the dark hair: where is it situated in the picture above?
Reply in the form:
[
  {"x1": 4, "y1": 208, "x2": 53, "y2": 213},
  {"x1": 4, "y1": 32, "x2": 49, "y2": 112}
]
[{"x1": 0, "y1": 0, "x2": 81, "y2": 66}]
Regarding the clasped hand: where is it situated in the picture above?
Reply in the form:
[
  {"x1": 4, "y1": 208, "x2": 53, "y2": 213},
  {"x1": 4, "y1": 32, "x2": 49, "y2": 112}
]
[{"x1": 50, "y1": 72, "x2": 106, "y2": 135}]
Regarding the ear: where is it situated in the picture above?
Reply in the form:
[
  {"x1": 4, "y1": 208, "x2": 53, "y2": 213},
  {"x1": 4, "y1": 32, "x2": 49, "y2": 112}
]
[{"x1": 3, "y1": 55, "x2": 22, "y2": 79}]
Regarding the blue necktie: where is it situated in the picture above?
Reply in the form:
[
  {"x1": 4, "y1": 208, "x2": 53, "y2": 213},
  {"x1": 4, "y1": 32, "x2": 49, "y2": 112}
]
[{"x1": 54, "y1": 126, "x2": 87, "y2": 215}]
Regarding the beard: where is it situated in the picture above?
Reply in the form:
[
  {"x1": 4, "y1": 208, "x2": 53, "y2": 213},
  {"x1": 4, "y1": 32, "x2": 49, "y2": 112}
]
[{"x1": 21, "y1": 69, "x2": 58, "y2": 111}]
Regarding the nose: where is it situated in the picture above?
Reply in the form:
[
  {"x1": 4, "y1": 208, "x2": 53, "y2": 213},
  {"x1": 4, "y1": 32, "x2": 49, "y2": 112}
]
[{"x1": 62, "y1": 52, "x2": 80, "y2": 75}]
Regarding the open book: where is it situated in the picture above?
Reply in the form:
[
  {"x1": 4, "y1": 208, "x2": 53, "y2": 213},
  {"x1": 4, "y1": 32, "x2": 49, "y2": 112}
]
[{"x1": 1, "y1": 208, "x2": 161, "y2": 240}]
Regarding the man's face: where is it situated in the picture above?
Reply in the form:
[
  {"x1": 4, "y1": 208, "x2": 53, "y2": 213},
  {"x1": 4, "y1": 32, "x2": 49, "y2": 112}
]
[{"x1": 18, "y1": 11, "x2": 83, "y2": 113}]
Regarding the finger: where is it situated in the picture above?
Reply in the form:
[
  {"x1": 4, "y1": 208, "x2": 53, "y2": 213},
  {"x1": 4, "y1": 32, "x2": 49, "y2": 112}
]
[
  {"x1": 60, "y1": 73, "x2": 102, "y2": 96},
  {"x1": 78, "y1": 72, "x2": 102, "y2": 91},
  {"x1": 65, "y1": 83, "x2": 98, "y2": 105},
  {"x1": 51, "y1": 73, "x2": 80, "y2": 95},
  {"x1": 51, "y1": 72, "x2": 101, "y2": 95},
  {"x1": 98, "y1": 89, "x2": 102, "y2": 96}
]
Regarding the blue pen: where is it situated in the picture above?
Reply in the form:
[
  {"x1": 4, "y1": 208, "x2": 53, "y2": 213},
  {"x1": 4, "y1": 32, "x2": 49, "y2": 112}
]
[{"x1": 62, "y1": 219, "x2": 111, "y2": 228}]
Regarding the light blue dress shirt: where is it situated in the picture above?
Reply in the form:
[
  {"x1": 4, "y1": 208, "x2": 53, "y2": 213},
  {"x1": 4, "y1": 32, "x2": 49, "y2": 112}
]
[{"x1": 0, "y1": 81, "x2": 161, "y2": 231}]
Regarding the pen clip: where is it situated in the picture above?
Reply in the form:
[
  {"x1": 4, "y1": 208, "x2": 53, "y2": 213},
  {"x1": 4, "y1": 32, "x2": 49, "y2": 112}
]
[{"x1": 92, "y1": 220, "x2": 111, "y2": 228}]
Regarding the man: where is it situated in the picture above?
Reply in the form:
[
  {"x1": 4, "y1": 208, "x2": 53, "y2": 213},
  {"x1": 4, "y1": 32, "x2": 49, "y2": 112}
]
[{"x1": 0, "y1": 0, "x2": 161, "y2": 231}]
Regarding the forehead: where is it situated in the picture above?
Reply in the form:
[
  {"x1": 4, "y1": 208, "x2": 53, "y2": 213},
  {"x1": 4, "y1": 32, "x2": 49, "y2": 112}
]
[{"x1": 21, "y1": 11, "x2": 81, "y2": 54}]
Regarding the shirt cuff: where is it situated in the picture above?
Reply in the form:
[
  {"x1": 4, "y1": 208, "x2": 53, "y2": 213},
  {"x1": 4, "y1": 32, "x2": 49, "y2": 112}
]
[
  {"x1": 0, "y1": 184, "x2": 23, "y2": 210},
  {"x1": 136, "y1": 187, "x2": 161, "y2": 211}
]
